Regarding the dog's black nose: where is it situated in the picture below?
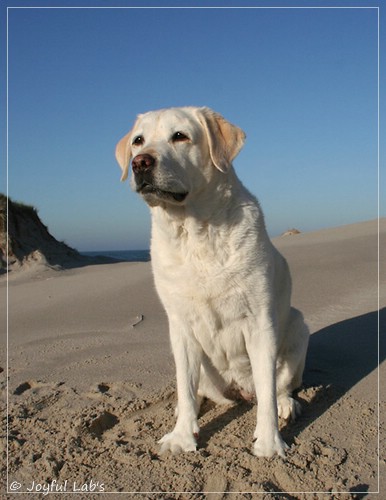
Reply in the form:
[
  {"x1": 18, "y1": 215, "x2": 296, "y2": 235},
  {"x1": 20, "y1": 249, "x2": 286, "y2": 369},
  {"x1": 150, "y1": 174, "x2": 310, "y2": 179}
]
[{"x1": 132, "y1": 154, "x2": 156, "y2": 173}]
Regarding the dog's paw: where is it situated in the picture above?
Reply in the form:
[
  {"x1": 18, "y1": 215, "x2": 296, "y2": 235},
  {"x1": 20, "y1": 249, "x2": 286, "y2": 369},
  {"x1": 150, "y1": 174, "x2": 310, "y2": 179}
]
[
  {"x1": 277, "y1": 395, "x2": 301, "y2": 422},
  {"x1": 252, "y1": 433, "x2": 289, "y2": 458},
  {"x1": 158, "y1": 430, "x2": 198, "y2": 455}
]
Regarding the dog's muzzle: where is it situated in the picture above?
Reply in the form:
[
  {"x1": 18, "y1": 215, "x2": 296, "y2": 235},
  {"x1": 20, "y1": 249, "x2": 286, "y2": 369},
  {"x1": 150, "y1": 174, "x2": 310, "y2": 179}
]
[{"x1": 132, "y1": 154, "x2": 188, "y2": 204}]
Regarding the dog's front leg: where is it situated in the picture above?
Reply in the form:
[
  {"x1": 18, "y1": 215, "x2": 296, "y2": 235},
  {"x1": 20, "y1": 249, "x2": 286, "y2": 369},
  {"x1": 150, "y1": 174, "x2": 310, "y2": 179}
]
[
  {"x1": 246, "y1": 317, "x2": 288, "y2": 458},
  {"x1": 159, "y1": 319, "x2": 202, "y2": 454}
]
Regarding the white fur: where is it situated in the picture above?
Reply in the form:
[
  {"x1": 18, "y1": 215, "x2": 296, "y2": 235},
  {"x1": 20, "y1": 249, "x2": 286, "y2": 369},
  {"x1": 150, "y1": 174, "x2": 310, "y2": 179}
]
[{"x1": 116, "y1": 107, "x2": 309, "y2": 458}]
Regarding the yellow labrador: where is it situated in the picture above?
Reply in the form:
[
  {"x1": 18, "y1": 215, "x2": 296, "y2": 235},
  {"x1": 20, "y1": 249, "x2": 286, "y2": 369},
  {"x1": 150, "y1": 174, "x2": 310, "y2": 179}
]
[{"x1": 115, "y1": 107, "x2": 309, "y2": 457}]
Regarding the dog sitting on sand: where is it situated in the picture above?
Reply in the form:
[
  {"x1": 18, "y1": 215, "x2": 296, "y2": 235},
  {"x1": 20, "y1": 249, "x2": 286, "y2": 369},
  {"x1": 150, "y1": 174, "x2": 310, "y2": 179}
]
[{"x1": 115, "y1": 107, "x2": 309, "y2": 457}]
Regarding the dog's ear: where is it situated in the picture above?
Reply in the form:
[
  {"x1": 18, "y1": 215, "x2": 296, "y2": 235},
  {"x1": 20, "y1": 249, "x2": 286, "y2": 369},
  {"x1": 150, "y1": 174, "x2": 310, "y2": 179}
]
[
  {"x1": 196, "y1": 107, "x2": 246, "y2": 173},
  {"x1": 115, "y1": 130, "x2": 133, "y2": 181}
]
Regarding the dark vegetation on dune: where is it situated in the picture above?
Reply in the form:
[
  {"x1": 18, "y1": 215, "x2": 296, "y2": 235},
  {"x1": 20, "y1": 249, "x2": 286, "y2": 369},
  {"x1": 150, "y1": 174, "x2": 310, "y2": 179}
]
[{"x1": 0, "y1": 194, "x2": 113, "y2": 273}]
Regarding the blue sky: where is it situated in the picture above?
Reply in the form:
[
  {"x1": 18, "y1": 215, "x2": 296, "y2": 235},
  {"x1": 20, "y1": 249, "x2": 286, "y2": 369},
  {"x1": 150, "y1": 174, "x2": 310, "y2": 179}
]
[{"x1": 2, "y1": 1, "x2": 382, "y2": 251}]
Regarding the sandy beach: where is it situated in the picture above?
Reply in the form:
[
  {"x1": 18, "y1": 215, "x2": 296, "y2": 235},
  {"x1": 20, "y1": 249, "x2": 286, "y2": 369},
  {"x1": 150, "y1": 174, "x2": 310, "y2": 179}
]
[{"x1": 1, "y1": 219, "x2": 385, "y2": 498}]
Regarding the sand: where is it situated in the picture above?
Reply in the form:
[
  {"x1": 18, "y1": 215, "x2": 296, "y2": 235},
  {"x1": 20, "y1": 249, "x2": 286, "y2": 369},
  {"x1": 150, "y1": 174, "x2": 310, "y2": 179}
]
[{"x1": 1, "y1": 219, "x2": 385, "y2": 498}]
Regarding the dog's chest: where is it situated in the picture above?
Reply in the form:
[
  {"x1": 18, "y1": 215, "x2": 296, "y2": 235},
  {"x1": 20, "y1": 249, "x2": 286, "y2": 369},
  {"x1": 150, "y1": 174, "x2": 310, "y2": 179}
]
[
  {"x1": 152, "y1": 223, "x2": 258, "y2": 383},
  {"x1": 153, "y1": 234, "x2": 253, "y2": 335},
  {"x1": 154, "y1": 236, "x2": 243, "y2": 301}
]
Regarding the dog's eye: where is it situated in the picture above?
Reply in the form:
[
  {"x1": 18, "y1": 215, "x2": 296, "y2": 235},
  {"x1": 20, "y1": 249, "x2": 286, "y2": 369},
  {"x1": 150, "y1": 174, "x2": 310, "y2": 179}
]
[
  {"x1": 171, "y1": 132, "x2": 189, "y2": 142},
  {"x1": 132, "y1": 135, "x2": 144, "y2": 146}
]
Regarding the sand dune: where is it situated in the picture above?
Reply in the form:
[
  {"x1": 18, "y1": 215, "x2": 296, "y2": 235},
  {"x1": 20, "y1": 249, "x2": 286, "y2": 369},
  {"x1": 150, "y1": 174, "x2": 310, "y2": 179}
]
[{"x1": 1, "y1": 219, "x2": 385, "y2": 497}]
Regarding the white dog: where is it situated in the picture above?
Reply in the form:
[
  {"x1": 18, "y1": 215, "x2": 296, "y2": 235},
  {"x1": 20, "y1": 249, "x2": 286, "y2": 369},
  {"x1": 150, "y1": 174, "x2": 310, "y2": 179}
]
[{"x1": 115, "y1": 107, "x2": 309, "y2": 458}]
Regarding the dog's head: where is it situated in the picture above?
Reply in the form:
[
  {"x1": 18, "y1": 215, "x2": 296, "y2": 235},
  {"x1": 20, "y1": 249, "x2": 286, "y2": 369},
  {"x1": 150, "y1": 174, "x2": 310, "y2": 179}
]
[{"x1": 115, "y1": 107, "x2": 245, "y2": 207}]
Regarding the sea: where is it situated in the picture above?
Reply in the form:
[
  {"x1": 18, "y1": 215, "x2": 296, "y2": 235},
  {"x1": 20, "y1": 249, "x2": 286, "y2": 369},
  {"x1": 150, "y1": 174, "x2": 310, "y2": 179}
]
[{"x1": 81, "y1": 250, "x2": 150, "y2": 262}]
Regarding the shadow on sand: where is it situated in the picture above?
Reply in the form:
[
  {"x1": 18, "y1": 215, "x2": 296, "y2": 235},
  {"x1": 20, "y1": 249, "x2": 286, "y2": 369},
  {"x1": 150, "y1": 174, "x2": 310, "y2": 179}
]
[{"x1": 304, "y1": 308, "x2": 384, "y2": 391}]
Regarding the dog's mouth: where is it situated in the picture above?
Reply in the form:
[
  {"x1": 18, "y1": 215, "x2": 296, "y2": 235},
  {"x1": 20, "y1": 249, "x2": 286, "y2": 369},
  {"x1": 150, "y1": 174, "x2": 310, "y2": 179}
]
[{"x1": 137, "y1": 182, "x2": 188, "y2": 203}]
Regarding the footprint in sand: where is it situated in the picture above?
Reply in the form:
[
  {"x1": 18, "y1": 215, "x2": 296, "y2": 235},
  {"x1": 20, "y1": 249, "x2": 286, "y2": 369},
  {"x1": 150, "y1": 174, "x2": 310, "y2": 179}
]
[
  {"x1": 13, "y1": 381, "x2": 33, "y2": 395},
  {"x1": 87, "y1": 411, "x2": 120, "y2": 439}
]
